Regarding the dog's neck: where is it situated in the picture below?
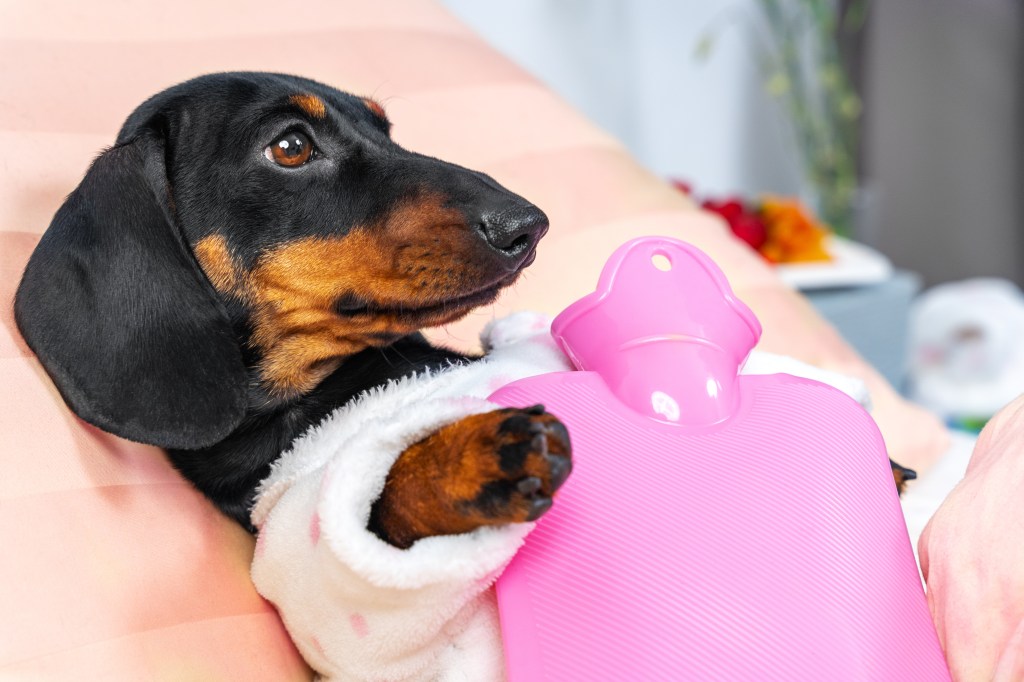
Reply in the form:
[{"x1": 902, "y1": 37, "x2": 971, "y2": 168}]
[
  {"x1": 168, "y1": 333, "x2": 471, "y2": 529},
  {"x1": 243, "y1": 332, "x2": 470, "y2": 417}
]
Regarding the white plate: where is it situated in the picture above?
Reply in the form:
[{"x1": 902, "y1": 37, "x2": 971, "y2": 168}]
[{"x1": 774, "y1": 236, "x2": 893, "y2": 290}]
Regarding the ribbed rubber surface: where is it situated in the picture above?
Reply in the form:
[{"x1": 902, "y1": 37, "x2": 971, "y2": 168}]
[{"x1": 493, "y1": 373, "x2": 950, "y2": 681}]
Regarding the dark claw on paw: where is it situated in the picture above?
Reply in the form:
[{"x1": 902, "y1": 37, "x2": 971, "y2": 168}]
[
  {"x1": 891, "y1": 459, "x2": 917, "y2": 481},
  {"x1": 547, "y1": 454, "x2": 572, "y2": 491},
  {"x1": 546, "y1": 420, "x2": 571, "y2": 451},
  {"x1": 526, "y1": 497, "x2": 553, "y2": 521},
  {"x1": 532, "y1": 432, "x2": 547, "y2": 454},
  {"x1": 517, "y1": 476, "x2": 543, "y2": 495}
]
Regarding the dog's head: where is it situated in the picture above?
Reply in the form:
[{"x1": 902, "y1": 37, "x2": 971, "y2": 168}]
[{"x1": 15, "y1": 72, "x2": 548, "y2": 450}]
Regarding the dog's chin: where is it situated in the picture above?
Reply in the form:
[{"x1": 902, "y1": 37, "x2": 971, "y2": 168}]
[
  {"x1": 428, "y1": 246, "x2": 542, "y2": 318},
  {"x1": 335, "y1": 270, "x2": 524, "y2": 331},
  {"x1": 404, "y1": 270, "x2": 522, "y2": 328}
]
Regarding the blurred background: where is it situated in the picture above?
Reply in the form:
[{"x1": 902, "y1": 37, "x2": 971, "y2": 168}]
[
  {"x1": 442, "y1": 0, "x2": 1022, "y2": 288},
  {"x1": 442, "y1": 0, "x2": 1024, "y2": 423}
]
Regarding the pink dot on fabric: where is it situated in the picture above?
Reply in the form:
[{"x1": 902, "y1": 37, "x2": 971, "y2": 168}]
[
  {"x1": 309, "y1": 511, "x2": 321, "y2": 545},
  {"x1": 530, "y1": 316, "x2": 549, "y2": 331},
  {"x1": 350, "y1": 613, "x2": 369, "y2": 638},
  {"x1": 310, "y1": 635, "x2": 326, "y2": 656},
  {"x1": 254, "y1": 530, "x2": 267, "y2": 558}
]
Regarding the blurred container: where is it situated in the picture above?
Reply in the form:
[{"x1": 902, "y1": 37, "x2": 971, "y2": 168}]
[{"x1": 908, "y1": 278, "x2": 1024, "y2": 428}]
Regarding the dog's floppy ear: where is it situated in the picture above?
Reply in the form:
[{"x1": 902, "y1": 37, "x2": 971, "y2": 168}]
[{"x1": 15, "y1": 131, "x2": 248, "y2": 449}]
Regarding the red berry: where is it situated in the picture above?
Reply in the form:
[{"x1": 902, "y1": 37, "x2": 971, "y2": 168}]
[
  {"x1": 731, "y1": 214, "x2": 767, "y2": 250},
  {"x1": 719, "y1": 200, "x2": 745, "y2": 222}
]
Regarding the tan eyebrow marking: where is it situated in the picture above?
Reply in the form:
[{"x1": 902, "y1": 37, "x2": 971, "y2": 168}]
[
  {"x1": 289, "y1": 93, "x2": 327, "y2": 119},
  {"x1": 361, "y1": 97, "x2": 387, "y2": 120}
]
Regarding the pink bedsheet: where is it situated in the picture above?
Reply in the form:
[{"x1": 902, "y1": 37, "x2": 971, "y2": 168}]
[{"x1": 0, "y1": 0, "x2": 947, "y2": 677}]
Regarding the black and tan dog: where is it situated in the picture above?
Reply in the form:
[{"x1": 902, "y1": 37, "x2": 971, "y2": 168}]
[
  {"x1": 15, "y1": 72, "x2": 914, "y2": 550},
  {"x1": 15, "y1": 72, "x2": 571, "y2": 548}
]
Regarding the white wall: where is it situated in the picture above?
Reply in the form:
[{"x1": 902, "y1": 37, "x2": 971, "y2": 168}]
[
  {"x1": 441, "y1": 0, "x2": 804, "y2": 200},
  {"x1": 442, "y1": 0, "x2": 1024, "y2": 287}
]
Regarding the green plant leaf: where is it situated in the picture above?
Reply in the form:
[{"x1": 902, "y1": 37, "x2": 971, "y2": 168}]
[{"x1": 693, "y1": 33, "x2": 715, "y2": 62}]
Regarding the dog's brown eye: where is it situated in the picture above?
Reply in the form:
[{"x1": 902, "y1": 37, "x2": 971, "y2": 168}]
[{"x1": 265, "y1": 131, "x2": 314, "y2": 167}]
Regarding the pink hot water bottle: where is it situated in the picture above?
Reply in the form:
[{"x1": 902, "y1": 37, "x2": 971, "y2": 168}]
[{"x1": 489, "y1": 237, "x2": 950, "y2": 680}]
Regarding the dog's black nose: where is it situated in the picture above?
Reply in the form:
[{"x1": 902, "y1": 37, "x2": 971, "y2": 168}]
[{"x1": 477, "y1": 204, "x2": 549, "y2": 266}]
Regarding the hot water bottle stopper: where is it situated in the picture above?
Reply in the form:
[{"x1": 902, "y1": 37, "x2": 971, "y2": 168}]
[{"x1": 489, "y1": 237, "x2": 950, "y2": 681}]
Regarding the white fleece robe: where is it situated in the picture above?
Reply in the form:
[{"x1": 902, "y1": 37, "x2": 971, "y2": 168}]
[{"x1": 249, "y1": 313, "x2": 870, "y2": 681}]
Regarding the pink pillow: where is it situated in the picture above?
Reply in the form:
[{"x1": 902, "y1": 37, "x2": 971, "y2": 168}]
[
  {"x1": 0, "y1": 233, "x2": 310, "y2": 679},
  {"x1": 0, "y1": 0, "x2": 946, "y2": 676}
]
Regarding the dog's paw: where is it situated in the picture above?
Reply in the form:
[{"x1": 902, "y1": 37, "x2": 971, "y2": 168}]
[
  {"x1": 369, "y1": 406, "x2": 572, "y2": 548},
  {"x1": 458, "y1": 405, "x2": 573, "y2": 523},
  {"x1": 890, "y1": 458, "x2": 917, "y2": 495}
]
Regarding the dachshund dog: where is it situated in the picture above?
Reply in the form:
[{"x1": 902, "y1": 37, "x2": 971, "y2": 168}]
[
  {"x1": 14, "y1": 72, "x2": 572, "y2": 548},
  {"x1": 15, "y1": 72, "x2": 913, "y2": 553}
]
